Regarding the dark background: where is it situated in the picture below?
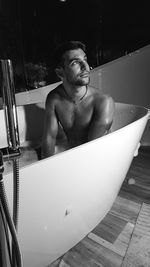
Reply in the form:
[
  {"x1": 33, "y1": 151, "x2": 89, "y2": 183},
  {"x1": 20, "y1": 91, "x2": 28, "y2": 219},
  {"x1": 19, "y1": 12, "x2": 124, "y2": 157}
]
[{"x1": 0, "y1": 0, "x2": 150, "y2": 91}]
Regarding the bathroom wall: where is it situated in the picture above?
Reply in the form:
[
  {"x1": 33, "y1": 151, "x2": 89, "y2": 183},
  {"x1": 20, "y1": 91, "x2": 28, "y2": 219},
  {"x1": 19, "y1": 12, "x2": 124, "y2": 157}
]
[
  {"x1": 90, "y1": 44, "x2": 150, "y2": 108},
  {"x1": 90, "y1": 44, "x2": 150, "y2": 146}
]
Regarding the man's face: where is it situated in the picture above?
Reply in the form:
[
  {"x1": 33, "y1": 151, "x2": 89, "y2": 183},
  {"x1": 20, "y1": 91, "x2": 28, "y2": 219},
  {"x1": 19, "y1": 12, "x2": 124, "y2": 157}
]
[{"x1": 61, "y1": 48, "x2": 90, "y2": 86}]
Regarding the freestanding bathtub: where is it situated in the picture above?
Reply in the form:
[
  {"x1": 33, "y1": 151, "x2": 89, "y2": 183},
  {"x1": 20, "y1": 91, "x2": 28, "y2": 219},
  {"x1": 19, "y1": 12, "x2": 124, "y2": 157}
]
[{"x1": 1, "y1": 101, "x2": 149, "y2": 267}]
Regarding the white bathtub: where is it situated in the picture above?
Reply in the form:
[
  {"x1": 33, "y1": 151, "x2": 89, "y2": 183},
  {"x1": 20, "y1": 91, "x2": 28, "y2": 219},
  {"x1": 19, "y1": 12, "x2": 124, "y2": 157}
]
[{"x1": 2, "y1": 102, "x2": 150, "y2": 267}]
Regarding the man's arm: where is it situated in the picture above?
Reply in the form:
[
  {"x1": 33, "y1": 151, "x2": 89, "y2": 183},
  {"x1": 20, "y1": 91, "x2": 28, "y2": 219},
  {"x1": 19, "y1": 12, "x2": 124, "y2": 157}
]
[
  {"x1": 41, "y1": 95, "x2": 59, "y2": 158},
  {"x1": 88, "y1": 95, "x2": 115, "y2": 141}
]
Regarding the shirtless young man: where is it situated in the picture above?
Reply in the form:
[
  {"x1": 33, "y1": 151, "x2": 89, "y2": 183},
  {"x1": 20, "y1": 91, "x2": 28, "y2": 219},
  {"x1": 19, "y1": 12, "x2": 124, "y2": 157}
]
[{"x1": 41, "y1": 41, "x2": 115, "y2": 158}]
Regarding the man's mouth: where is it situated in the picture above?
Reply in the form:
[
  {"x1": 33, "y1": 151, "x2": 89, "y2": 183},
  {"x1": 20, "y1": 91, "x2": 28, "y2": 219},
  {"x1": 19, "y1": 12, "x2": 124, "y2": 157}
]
[{"x1": 80, "y1": 72, "x2": 90, "y2": 77}]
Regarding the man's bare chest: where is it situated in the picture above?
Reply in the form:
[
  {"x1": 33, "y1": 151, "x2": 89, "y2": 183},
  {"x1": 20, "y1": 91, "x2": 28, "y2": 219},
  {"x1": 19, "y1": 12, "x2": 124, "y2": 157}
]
[{"x1": 56, "y1": 102, "x2": 93, "y2": 129}]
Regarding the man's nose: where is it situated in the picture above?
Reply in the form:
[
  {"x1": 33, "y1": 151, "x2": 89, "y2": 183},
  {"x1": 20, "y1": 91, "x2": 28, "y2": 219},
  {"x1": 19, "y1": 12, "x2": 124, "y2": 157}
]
[{"x1": 80, "y1": 61, "x2": 90, "y2": 71}]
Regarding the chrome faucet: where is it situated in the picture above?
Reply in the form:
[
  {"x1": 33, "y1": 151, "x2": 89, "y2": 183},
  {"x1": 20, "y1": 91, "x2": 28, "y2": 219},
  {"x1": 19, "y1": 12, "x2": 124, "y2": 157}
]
[{"x1": 0, "y1": 60, "x2": 20, "y2": 159}]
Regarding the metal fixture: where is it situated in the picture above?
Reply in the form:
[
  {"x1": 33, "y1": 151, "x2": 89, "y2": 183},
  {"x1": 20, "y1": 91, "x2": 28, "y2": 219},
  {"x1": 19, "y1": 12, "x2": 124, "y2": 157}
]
[{"x1": 0, "y1": 59, "x2": 23, "y2": 267}]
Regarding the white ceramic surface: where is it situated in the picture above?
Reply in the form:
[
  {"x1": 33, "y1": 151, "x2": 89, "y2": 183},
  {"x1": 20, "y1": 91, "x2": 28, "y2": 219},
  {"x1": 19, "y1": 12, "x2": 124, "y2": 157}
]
[{"x1": 2, "y1": 102, "x2": 149, "y2": 267}]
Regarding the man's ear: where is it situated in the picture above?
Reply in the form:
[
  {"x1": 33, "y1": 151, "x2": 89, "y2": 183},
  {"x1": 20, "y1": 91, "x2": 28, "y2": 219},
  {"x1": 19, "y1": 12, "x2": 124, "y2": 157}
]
[{"x1": 55, "y1": 67, "x2": 64, "y2": 81}]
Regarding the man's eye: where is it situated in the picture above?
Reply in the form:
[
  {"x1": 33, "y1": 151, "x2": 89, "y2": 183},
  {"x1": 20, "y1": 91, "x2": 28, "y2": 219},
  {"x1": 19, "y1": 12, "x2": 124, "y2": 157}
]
[
  {"x1": 70, "y1": 59, "x2": 88, "y2": 66},
  {"x1": 71, "y1": 61, "x2": 79, "y2": 66}
]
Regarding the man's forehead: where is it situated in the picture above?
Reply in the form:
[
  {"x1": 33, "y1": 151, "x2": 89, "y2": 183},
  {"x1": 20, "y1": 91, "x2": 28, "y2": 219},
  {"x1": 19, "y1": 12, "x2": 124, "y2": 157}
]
[{"x1": 64, "y1": 48, "x2": 86, "y2": 61}]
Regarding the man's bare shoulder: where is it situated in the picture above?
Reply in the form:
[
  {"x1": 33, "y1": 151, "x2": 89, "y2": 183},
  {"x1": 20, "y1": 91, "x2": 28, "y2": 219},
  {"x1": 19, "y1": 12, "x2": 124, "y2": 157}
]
[
  {"x1": 89, "y1": 86, "x2": 114, "y2": 105},
  {"x1": 46, "y1": 84, "x2": 63, "y2": 105},
  {"x1": 97, "y1": 93, "x2": 114, "y2": 106}
]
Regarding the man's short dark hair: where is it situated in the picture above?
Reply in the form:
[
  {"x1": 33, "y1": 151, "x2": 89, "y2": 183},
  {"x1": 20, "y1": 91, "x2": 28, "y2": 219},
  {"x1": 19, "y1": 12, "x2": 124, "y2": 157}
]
[{"x1": 53, "y1": 40, "x2": 86, "y2": 68}]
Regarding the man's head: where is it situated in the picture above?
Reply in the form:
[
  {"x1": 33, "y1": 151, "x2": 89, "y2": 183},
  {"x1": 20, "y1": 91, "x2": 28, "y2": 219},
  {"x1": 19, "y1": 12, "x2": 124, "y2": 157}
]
[
  {"x1": 54, "y1": 41, "x2": 86, "y2": 68},
  {"x1": 54, "y1": 41, "x2": 90, "y2": 86}
]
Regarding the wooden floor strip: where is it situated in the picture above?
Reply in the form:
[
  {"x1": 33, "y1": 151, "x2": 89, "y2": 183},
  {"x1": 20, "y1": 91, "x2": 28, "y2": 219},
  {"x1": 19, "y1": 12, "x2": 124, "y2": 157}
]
[
  {"x1": 113, "y1": 222, "x2": 135, "y2": 256},
  {"x1": 122, "y1": 203, "x2": 150, "y2": 267},
  {"x1": 89, "y1": 222, "x2": 134, "y2": 257},
  {"x1": 110, "y1": 196, "x2": 141, "y2": 224}
]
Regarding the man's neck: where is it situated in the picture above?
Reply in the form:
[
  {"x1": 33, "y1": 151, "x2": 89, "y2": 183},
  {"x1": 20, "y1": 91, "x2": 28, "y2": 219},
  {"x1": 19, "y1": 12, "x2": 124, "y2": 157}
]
[{"x1": 63, "y1": 83, "x2": 88, "y2": 103}]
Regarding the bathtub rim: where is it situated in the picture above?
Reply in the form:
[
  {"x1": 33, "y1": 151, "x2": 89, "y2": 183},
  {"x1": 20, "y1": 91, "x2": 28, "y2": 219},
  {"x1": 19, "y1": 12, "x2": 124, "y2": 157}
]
[
  {"x1": 3, "y1": 102, "x2": 149, "y2": 175},
  {"x1": 16, "y1": 103, "x2": 149, "y2": 168},
  {"x1": 46, "y1": 107, "x2": 149, "y2": 156}
]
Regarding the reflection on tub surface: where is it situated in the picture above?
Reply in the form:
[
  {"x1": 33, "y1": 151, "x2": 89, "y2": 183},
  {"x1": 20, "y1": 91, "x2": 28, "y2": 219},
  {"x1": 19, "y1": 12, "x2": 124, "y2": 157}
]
[{"x1": 3, "y1": 102, "x2": 149, "y2": 267}]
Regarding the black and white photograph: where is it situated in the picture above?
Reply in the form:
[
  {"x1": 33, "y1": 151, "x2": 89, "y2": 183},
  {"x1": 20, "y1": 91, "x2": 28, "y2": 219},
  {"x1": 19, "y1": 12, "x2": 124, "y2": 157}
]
[{"x1": 0, "y1": 1, "x2": 150, "y2": 266}]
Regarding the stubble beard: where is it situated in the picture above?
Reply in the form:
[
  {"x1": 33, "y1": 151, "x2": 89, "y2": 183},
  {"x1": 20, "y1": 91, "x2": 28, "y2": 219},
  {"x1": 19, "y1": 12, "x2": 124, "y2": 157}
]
[{"x1": 69, "y1": 76, "x2": 90, "y2": 87}]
